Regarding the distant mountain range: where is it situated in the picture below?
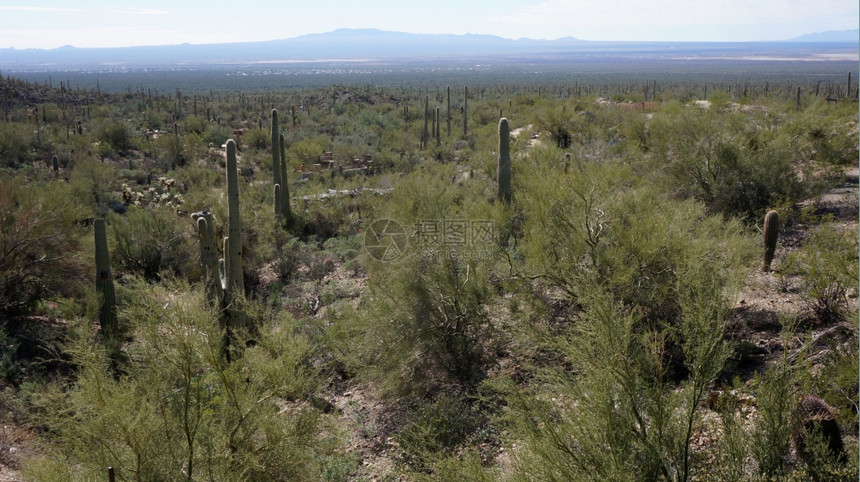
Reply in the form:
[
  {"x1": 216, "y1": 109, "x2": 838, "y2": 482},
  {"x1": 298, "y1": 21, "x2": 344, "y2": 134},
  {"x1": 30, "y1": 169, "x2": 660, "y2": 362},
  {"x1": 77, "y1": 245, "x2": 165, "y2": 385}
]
[
  {"x1": 788, "y1": 29, "x2": 858, "y2": 42},
  {"x1": 0, "y1": 28, "x2": 856, "y2": 69}
]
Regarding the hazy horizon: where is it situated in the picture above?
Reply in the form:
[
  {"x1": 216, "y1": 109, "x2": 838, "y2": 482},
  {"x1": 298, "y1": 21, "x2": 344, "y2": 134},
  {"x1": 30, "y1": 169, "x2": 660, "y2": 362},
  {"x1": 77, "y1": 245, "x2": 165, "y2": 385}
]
[{"x1": 1, "y1": 0, "x2": 857, "y2": 49}]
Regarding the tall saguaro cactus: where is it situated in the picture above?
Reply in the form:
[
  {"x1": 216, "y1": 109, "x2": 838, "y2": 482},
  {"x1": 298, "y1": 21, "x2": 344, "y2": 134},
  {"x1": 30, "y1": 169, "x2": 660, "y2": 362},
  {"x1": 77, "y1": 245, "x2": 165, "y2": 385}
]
[
  {"x1": 192, "y1": 211, "x2": 222, "y2": 303},
  {"x1": 498, "y1": 118, "x2": 512, "y2": 204},
  {"x1": 219, "y1": 139, "x2": 247, "y2": 358},
  {"x1": 463, "y1": 86, "x2": 469, "y2": 136},
  {"x1": 272, "y1": 109, "x2": 282, "y2": 219},
  {"x1": 225, "y1": 139, "x2": 244, "y2": 295},
  {"x1": 446, "y1": 85, "x2": 451, "y2": 137},
  {"x1": 435, "y1": 106, "x2": 441, "y2": 147},
  {"x1": 422, "y1": 96, "x2": 429, "y2": 149},
  {"x1": 94, "y1": 219, "x2": 119, "y2": 361},
  {"x1": 762, "y1": 210, "x2": 779, "y2": 271},
  {"x1": 279, "y1": 133, "x2": 291, "y2": 224}
]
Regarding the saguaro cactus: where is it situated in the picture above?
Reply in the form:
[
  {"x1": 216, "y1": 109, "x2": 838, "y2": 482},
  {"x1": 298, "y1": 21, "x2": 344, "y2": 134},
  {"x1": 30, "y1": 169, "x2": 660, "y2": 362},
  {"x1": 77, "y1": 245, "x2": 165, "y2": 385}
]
[
  {"x1": 446, "y1": 85, "x2": 451, "y2": 137},
  {"x1": 435, "y1": 106, "x2": 441, "y2": 147},
  {"x1": 271, "y1": 109, "x2": 282, "y2": 219},
  {"x1": 52, "y1": 155, "x2": 59, "y2": 172},
  {"x1": 225, "y1": 139, "x2": 244, "y2": 295},
  {"x1": 762, "y1": 210, "x2": 779, "y2": 271},
  {"x1": 498, "y1": 118, "x2": 511, "y2": 204},
  {"x1": 422, "y1": 96, "x2": 429, "y2": 149},
  {"x1": 463, "y1": 86, "x2": 469, "y2": 136},
  {"x1": 279, "y1": 133, "x2": 291, "y2": 224},
  {"x1": 222, "y1": 139, "x2": 247, "y2": 358},
  {"x1": 191, "y1": 211, "x2": 222, "y2": 303},
  {"x1": 94, "y1": 219, "x2": 119, "y2": 360}
]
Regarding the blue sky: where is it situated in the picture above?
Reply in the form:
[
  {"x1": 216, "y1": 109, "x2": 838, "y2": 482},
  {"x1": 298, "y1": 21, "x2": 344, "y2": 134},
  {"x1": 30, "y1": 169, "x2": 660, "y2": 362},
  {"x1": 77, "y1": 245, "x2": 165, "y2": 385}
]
[{"x1": 1, "y1": 0, "x2": 857, "y2": 49}]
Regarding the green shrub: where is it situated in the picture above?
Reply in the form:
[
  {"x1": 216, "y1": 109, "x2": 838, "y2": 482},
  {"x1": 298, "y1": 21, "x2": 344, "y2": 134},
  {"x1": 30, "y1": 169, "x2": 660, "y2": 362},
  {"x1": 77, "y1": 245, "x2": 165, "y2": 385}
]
[
  {"x1": 781, "y1": 223, "x2": 858, "y2": 323},
  {"x1": 0, "y1": 122, "x2": 34, "y2": 168},
  {"x1": 25, "y1": 280, "x2": 326, "y2": 481},
  {"x1": 95, "y1": 120, "x2": 134, "y2": 152},
  {"x1": 751, "y1": 328, "x2": 798, "y2": 478},
  {"x1": 648, "y1": 107, "x2": 806, "y2": 220},
  {"x1": 512, "y1": 154, "x2": 754, "y2": 480},
  {"x1": 0, "y1": 175, "x2": 87, "y2": 319},
  {"x1": 395, "y1": 393, "x2": 485, "y2": 470},
  {"x1": 68, "y1": 157, "x2": 119, "y2": 211},
  {"x1": 368, "y1": 252, "x2": 499, "y2": 392},
  {"x1": 110, "y1": 205, "x2": 194, "y2": 281}
]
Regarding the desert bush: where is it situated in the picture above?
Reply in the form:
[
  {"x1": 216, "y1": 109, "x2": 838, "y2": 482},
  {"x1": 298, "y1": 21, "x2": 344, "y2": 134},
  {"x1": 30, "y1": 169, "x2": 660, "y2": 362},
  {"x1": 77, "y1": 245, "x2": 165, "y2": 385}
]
[
  {"x1": 0, "y1": 122, "x2": 34, "y2": 168},
  {"x1": 750, "y1": 326, "x2": 799, "y2": 478},
  {"x1": 94, "y1": 120, "x2": 134, "y2": 153},
  {"x1": 0, "y1": 174, "x2": 87, "y2": 319},
  {"x1": 395, "y1": 393, "x2": 486, "y2": 470},
  {"x1": 647, "y1": 107, "x2": 806, "y2": 220},
  {"x1": 512, "y1": 266, "x2": 743, "y2": 481},
  {"x1": 518, "y1": 154, "x2": 753, "y2": 328},
  {"x1": 511, "y1": 153, "x2": 754, "y2": 480},
  {"x1": 368, "y1": 252, "x2": 499, "y2": 393},
  {"x1": 24, "y1": 280, "x2": 327, "y2": 481},
  {"x1": 110, "y1": 205, "x2": 194, "y2": 281},
  {"x1": 68, "y1": 157, "x2": 119, "y2": 212},
  {"x1": 243, "y1": 127, "x2": 268, "y2": 150},
  {"x1": 780, "y1": 223, "x2": 858, "y2": 323}
]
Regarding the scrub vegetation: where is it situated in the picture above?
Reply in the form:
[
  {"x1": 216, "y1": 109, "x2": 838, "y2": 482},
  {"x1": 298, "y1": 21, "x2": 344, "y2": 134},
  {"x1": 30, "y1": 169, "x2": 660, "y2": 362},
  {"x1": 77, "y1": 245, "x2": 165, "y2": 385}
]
[{"x1": 0, "y1": 64, "x2": 856, "y2": 481}]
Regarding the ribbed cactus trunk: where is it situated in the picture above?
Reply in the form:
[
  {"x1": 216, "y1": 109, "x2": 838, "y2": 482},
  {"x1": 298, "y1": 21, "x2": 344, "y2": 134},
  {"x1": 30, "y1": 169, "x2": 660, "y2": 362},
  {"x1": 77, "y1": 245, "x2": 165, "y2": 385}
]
[
  {"x1": 52, "y1": 155, "x2": 59, "y2": 172},
  {"x1": 463, "y1": 86, "x2": 468, "y2": 136},
  {"x1": 271, "y1": 109, "x2": 282, "y2": 219},
  {"x1": 422, "y1": 96, "x2": 429, "y2": 149},
  {"x1": 192, "y1": 211, "x2": 223, "y2": 303},
  {"x1": 225, "y1": 139, "x2": 244, "y2": 295},
  {"x1": 431, "y1": 105, "x2": 436, "y2": 144},
  {"x1": 762, "y1": 210, "x2": 779, "y2": 271},
  {"x1": 446, "y1": 85, "x2": 451, "y2": 137},
  {"x1": 435, "y1": 107, "x2": 441, "y2": 147},
  {"x1": 94, "y1": 219, "x2": 119, "y2": 365},
  {"x1": 497, "y1": 118, "x2": 512, "y2": 204},
  {"x1": 279, "y1": 133, "x2": 291, "y2": 225},
  {"x1": 222, "y1": 139, "x2": 246, "y2": 358}
]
